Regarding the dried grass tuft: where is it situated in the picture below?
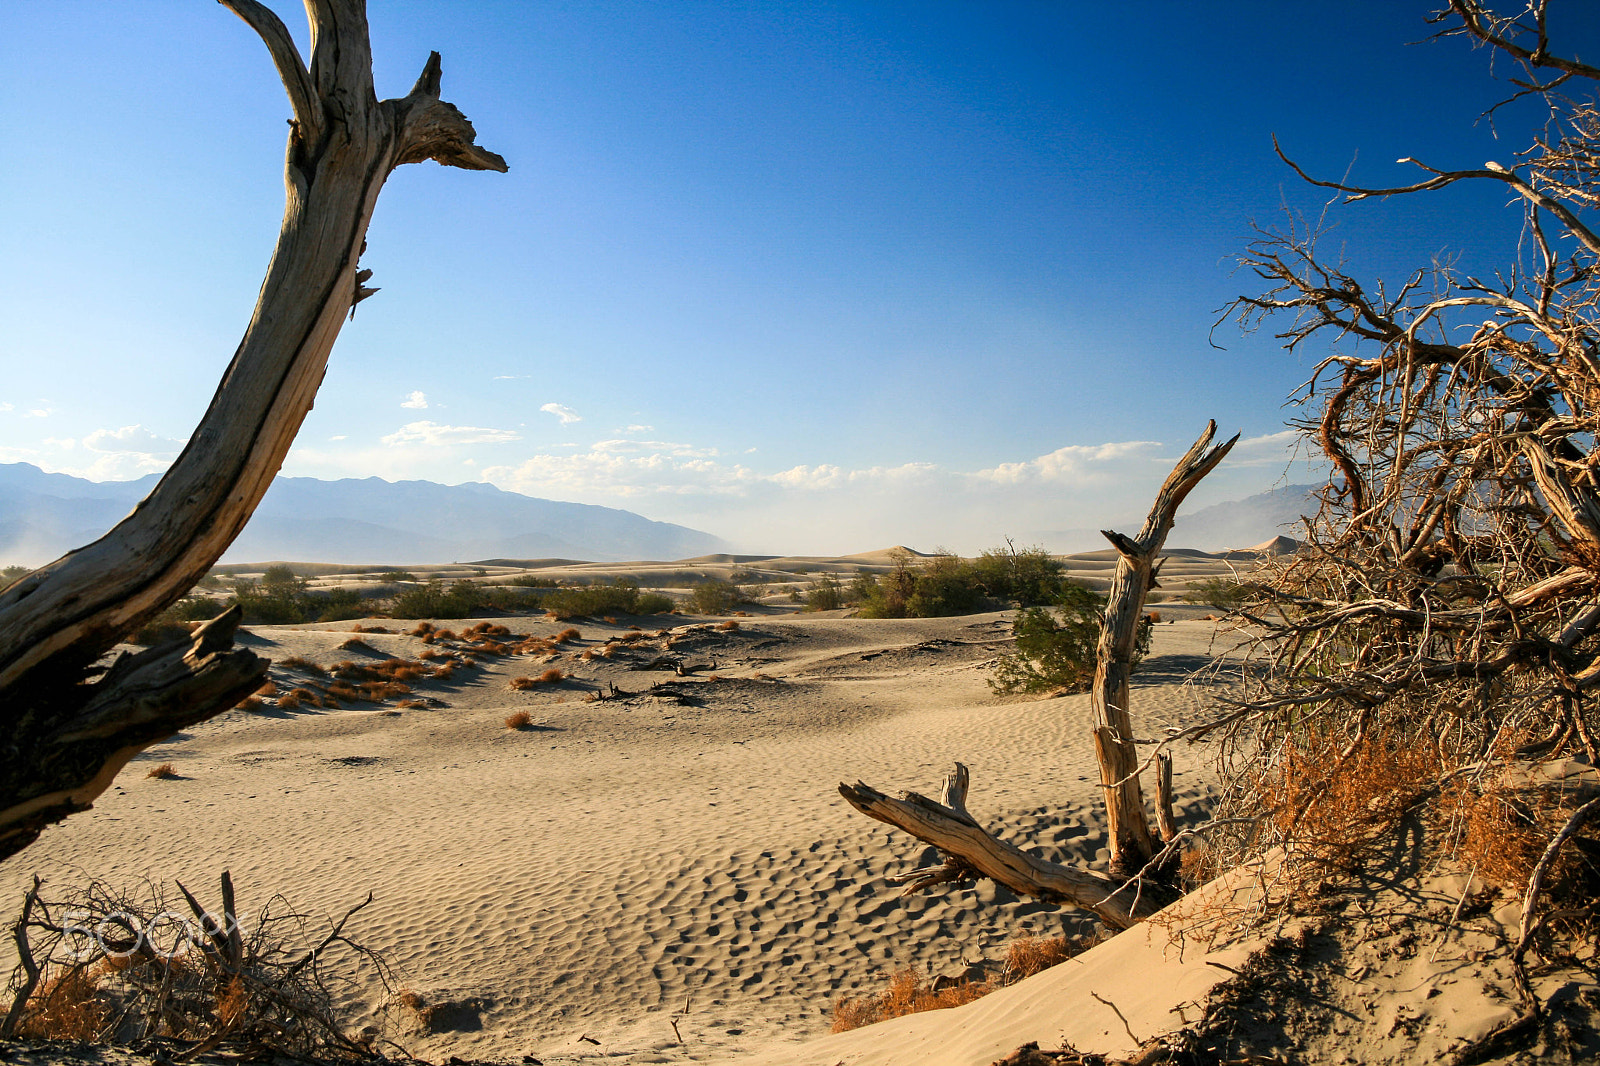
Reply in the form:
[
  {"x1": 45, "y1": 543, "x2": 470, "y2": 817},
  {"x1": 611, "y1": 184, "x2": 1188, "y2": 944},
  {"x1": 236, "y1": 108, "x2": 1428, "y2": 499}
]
[
  {"x1": 146, "y1": 763, "x2": 177, "y2": 780},
  {"x1": 505, "y1": 710, "x2": 533, "y2": 730},
  {"x1": 830, "y1": 968, "x2": 989, "y2": 1033}
]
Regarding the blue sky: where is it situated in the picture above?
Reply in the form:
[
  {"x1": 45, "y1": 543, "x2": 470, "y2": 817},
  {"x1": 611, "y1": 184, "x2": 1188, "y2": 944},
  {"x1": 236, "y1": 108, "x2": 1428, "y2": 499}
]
[{"x1": 4, "y1": 2, "x2": 1594, "y2": 554}]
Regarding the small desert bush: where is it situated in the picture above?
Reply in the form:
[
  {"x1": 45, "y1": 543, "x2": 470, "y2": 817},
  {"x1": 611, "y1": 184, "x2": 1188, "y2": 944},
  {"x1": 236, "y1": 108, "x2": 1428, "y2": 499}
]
[
  {"x1": 689, "y1": 579, "x2": 740, "y2": 615},
  {"x1": 539, "y1": 667, "x2": 565, "y2": 684},
  {"x1": 279, "y1": 656, "x2": 326, "y2": 676},
  {"x1": 717, "y1": 619, "x2": 740, "y2": 631},
  {"x1": 146, "y1": 763, "x2": 177, "y2": 780},
  {"x1": 990, "y1": 583, "x2": 1147, "y2": 695},
  {"x1": 509, "y1": 677, "x2": 538, "y2": 691},
  {"x1": 804, "y1": 573, "x2": 845, "y2": 611},
  {"x1": 540, "y1": 578, "x2": 652, "y2": 619},
  {"x1": 130, "y1": 601, "x2": 210, "y2": 646},
  {"x1": 554, "y1": 627, "x2": 581, "y2": 642},
  {"x1": 1183, "y1": 576, "x2": 1254, "y2": 611},
  {"x1": 505, "y1": 710, "x2": 533, "y2": 730}
]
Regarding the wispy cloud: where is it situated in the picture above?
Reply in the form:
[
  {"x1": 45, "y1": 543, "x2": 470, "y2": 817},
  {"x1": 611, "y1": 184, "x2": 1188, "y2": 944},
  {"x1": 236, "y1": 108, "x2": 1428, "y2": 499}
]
[
  {"x1": 540, "y1": 402, "x2": 582, "y2": 426},
  {"x1": 401, "y1": 390, "x2": 429, "y2": 409},
  {"x1": 381, "y1": 421, "x2": 521, "y2": 447}
]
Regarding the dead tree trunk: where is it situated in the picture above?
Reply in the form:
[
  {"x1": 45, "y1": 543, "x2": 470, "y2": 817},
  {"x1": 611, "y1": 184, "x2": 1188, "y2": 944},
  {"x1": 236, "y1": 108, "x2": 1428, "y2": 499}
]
[
  {"x1": 1094, "y1": 421, "x2": 1236, "y2": 876},
  {"x1": 0, "y1": 0, "x2": 505, "y2": 861},
  {"x1": 838, "y1": 422, "x2": 1236, "y2": 927}
]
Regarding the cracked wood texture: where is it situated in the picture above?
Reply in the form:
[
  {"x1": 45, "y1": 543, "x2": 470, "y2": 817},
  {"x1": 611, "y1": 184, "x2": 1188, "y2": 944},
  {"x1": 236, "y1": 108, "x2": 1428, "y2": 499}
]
[
  {"x1": 1093, "y1": 421, "x2": 1235, "y2": 877},
  {"x1": 0, "y1": 0, "x2": 505, "y2": 860}
]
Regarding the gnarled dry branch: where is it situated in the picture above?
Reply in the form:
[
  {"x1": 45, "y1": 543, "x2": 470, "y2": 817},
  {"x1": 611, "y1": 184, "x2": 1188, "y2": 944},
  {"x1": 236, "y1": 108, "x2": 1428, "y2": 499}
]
[{"x1": 0, "y1": 1, "x2": 505, "y2": 860}]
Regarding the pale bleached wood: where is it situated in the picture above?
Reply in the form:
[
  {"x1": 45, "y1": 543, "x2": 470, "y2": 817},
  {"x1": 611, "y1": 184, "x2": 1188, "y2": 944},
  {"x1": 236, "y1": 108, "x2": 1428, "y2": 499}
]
[
  {"x1": 1093, "y1": 421, "x2": 1236, "y2": 877},
  {"x1": 841, "y1": 768, "x2": 1164, "y2": 929},
  {"x1": 0, "y1": 1, "x2": 505, "y2": 860},
  {"x1": 1155, "y1": 751, "x2": 1177, "y2": 844}
]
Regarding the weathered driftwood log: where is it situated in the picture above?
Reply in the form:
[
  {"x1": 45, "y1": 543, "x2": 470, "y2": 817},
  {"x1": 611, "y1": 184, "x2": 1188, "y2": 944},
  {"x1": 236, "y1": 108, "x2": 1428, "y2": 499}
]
[
  {"x1": 841, "y1": 422, "x2": 1233, "y2": 925},
  {"x1": 839, "y1": 764, "x2": 1163, "y2": 929},
  {"x1": 1093, "y1": 421, "x2": 1236, "y2": 877},
  {"x1": 0, "y1": 0, "x2": 505, "y2": 860}
]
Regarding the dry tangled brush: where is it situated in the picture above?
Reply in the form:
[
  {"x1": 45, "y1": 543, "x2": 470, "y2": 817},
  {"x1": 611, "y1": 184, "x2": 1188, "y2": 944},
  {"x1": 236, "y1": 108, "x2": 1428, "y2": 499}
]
[
  {"x1": 2, "y1": 871, "x2": 391, "y2": 1060},
  {"x1": 1187, "y1": 0, "x2": 1600, "y2": 955}
]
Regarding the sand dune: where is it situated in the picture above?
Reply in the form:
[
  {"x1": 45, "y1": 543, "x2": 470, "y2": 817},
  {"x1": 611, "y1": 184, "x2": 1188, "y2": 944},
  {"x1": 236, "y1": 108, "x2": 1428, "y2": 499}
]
[{"x1": 3, "y1": 594, "x2": 1238, "y2": 1064}]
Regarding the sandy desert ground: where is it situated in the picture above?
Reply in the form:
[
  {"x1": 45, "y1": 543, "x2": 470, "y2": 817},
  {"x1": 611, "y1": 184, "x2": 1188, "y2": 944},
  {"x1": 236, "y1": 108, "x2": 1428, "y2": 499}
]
[
  {"x1": 7, "y1": 545, "x2": 1582, "y2": 1066},
  {"x1": 0, "y1": 546, "x2": 1254, "y2": 1064}
]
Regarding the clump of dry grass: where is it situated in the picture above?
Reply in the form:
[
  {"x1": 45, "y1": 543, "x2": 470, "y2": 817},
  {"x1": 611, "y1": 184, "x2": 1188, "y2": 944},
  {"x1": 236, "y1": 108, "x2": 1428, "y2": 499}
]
[
  {"x1": 505, "y1": 710, "x2": 533, "y2": 730},
  {"x1": 1258, "y1": 727, "x2": 1442, "y2": 874},
  {"x1": 13, "y1": 965, "x2": 109, "y2": 1040},
  {"x1": 275, "y1": 687, "x2": 323, "y2": 711},
  {"x1": 395, "y1": 699, "x2": 426, "y2": 710},
  {"x1": 509, "y1": 677, "x2": 537, "y2": 691},
  {"x1": 830, "y1": 968, "x2": 989, "y2": 1033},
  {"x1": 830, "y1": 931, "x2": 1094, "y2": 1034},
  {"x1": 717, "y1": 619, "x2": 740, "y2": 631},
  {"x1": 235, "y1": 695, "x2": 263, "y2": 711},
  {"x1": 539, "y1": 667, "x2": 565, "y2": 684},
  {"x1": 1002, "y1": 933, "x2": 1089, "y2": 980},
  {"x1": 418, "y1": 648, "x2": 441, "y2": 661},
  {"x1": 146, "y1": 763, "x2": 177, "y2": 780},
  {"x1": 279, "y1": 656, "x2": 325, "y2": 676},
  {"x1": 337, "y1": 637, "x2": 376, "y2": 652},
  {"x1": 554, "y1": 627, "x2": 581, "y2": 643},
  {"x1": 254, "y1": 680, "x2": 278, "y2": 696},
  {"x1": 409, "y1": 622, "x2": 435, "y2": 637}
]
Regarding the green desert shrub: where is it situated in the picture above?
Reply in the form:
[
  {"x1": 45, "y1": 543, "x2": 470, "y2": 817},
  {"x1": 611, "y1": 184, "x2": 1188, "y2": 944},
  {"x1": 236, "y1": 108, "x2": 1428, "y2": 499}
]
[
  {"x1": 132, "y1": 595, "x2": 223, "y2": 645},
  {"x1": 804, "y1": 573, "x2": 845, "y2": 611},
  {"x1": 1, "y1": 565, "x2": 33, "y2": 591},
  {"x1": 392, "y1": 579, "x2": 488, "y2": 619},
  {"x1": 855, "y1": 550, "x2": 981, "y2": 618},
  {"x1": 232, "y1": 568, "x2": 312, "y2": 625},
  {"x1": 967, "y1": 542, "x2": 1065, "y2": 606},
  {"x1": 1184, "y1": 576, "x2": 1253, "y2": 611},
  {"x1": 542, "y1": 578, "x2": 646, "y2": 619},
  {"x1": 689, "y1": 579, "x2": 739, "y2": 615},
  {"x1": 990, "y1": 584, "x2": 1150, "y2": 695},
  {"x1": 633, "y1": 591, "x2": 676, "y2": 614}
]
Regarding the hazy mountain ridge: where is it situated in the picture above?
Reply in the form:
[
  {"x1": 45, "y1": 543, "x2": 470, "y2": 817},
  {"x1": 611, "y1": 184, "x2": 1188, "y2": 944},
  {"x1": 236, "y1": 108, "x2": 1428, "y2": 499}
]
[
  {"x1": 0, "y1": 464, "x2": 726, "y2": 566},
  {"x1": 1026, "y1": 483, "x2": 1319, "y2": 555}
]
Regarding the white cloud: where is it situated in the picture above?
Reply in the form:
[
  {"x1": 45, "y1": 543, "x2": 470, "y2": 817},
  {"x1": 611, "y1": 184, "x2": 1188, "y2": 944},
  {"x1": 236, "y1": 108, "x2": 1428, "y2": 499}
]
[
  {"x1": 380, "y1": 420, "x2": 521, "y2": 447},
  {"x1": 23, "y1": 407, "x2": 53, "y2": 419},
  {"x1": 624, "y1": 424, "x2": 653, "y2": 433},
  {"x1": 84, "y1": 425, "x2": 180, "y2": 453},
  {"x1": 591, "y1": 438, "x2": 717, "y2": 458},
  {"x1": 975, "y1": 440, "x2": 1161, "y2": 485},
  {"x1": 1219, "y1": 429, "x2": 1303, "y2": 467},
  {"x1": 540, "y1": 402, "x2": 582, "y2": 425},
  {"x1": 401, "y1": 390, "x2": 429, "y2": 409},
  {"x1": 329, "y1": 434, "x2": 348, "y2": 441},
  {"x1": 0, "y1": 403, "x2": 13, "y2": 413},
  {"x1": 492, "y1": 374, "x2": 531, "y2": 381}
]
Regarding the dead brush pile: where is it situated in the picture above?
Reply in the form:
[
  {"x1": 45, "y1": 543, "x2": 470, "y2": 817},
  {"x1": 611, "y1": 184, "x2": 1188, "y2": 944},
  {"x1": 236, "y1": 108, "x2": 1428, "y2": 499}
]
[
  {"x1": 1192, "y1": 6, "x2": 1600, "y2": 971},
  {"x1": 2, "y1": 872, "x2": 391, "y2": 1060}
]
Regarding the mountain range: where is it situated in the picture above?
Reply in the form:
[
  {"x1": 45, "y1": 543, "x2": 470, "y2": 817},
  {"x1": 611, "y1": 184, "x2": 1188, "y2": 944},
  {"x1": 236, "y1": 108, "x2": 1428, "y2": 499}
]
[
  {"x1": 1027, "y1": 482, "x2": 1319, "y2": 555},
  {"x1": 0, "y1": 464, "x2": 727, "y2": 566}
]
